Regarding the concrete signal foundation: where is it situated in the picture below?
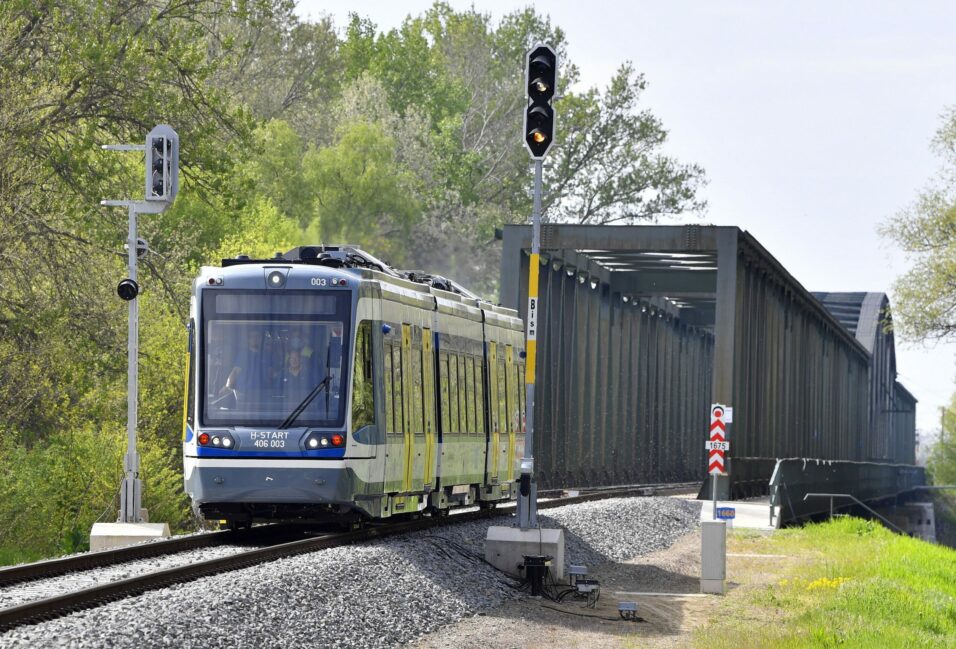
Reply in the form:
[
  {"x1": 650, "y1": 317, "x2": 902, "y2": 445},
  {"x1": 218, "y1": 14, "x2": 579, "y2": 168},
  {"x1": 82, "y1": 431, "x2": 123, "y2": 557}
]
[
  {"x1": 485, "y1": 526, "x2": 566, "y2": 580},
  {"x1": 90, "y1": 522, "x2": 170, "y2": 551}
]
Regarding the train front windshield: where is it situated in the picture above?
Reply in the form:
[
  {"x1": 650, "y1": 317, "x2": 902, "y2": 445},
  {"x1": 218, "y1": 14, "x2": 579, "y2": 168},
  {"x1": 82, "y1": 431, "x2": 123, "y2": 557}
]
[{"x1": 201, "y1": 290, "x2": 352, "y2": 428}]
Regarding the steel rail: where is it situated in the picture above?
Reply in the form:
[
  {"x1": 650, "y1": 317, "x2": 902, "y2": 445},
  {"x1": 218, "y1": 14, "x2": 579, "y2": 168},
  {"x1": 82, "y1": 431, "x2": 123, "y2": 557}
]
[
  {"x1": 0, "y1": 483, "x2": 699, "y2": 632},
  {"x1": 0, "y1": 481, "x2": 698, "y2": 588},
  {"x1": 0, "y1": 524, "x2": 297, "y2": 588}
]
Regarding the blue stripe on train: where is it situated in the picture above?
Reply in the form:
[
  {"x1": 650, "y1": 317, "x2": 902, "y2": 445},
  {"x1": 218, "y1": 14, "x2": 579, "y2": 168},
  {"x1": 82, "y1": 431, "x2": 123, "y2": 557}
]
[{"x1": 193, "y1": 447, "x2": 346, "y2": 459}]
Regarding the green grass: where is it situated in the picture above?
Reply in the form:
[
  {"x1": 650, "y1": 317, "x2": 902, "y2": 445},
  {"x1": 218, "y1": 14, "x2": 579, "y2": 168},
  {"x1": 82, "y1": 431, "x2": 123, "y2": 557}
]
[
  {"x1": 697, "y1": 517, "x2": 956, "y2": 648},
  {"x1": 0, "y1": 545, "x2": 44, "y2": 567}
]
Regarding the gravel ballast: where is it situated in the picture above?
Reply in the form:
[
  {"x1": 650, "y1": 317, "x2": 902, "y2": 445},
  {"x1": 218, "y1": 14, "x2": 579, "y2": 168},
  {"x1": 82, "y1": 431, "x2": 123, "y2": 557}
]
[
  {"x1": 0, "y1": 545, "x2": 256, "y2": 610},
  {"x1": 0, "y1": 496, "x2": 701, "y2": 649}
]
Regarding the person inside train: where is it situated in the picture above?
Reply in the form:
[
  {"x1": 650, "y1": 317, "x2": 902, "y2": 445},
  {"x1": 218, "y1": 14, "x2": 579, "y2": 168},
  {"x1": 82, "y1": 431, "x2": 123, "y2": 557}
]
[
  {"x1": 222, "y1": 327, "x2": 267, "y2": 398},
  {"x1": 281, "y1": 348, "x2": 313, "y2": 399}
]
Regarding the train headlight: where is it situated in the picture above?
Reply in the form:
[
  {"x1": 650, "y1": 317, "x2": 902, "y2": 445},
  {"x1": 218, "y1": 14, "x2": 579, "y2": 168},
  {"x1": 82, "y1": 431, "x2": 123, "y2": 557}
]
[
  {"x1": 266, "y1": 270, "x2": 287, "y2": 288},
  {"x1": 200, "y1": 432, "x2": 235, "y2": 449},
  {"x1": 304, "y1": 432, "x2": 343, "y2": 450}
]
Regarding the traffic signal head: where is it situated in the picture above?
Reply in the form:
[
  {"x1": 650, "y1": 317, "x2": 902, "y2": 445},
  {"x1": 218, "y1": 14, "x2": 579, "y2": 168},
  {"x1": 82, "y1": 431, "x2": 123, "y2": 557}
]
[
  {"x1": 527, "y1": 50, "x2": 556, "y2": 102},
  {"x1": 144, "y1": 125, "x2": 179, "y2": 205},
  {"x1": 524, "y1": 44, "x2": 558, "y2": 160},
  {"x1": 525, "y1": 104, "x2": 554, "y2": 157}
]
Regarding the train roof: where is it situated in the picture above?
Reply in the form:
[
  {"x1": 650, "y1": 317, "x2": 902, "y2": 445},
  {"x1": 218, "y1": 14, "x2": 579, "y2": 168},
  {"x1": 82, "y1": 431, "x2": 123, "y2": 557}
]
[{"x1": 215, "y1": 245, "x2": 520, "y2": 322}]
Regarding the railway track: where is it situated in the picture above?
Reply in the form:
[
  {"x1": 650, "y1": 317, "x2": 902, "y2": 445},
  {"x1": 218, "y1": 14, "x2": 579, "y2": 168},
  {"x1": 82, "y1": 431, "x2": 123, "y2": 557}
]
[{"x1": 0, "y1": 482, "x2": 698, "y2": 632}]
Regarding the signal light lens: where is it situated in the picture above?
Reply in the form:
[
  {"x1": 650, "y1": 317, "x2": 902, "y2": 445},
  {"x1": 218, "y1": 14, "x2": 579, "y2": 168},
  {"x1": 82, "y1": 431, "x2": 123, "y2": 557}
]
[
  {"x1": 117, "y1": 278, "x2": 139, "y2": 301},
  {"x1": 320, "y1": 437, "x2": 329, "y2": 447},
  {"x1": 307, "y1": 437, "x2": 319, "y2": 449},
  {"x1": 212, "y1": 436, "x2": 222, "y2": 446},
  {"x1": 198, "y1": 433, "x2": 210, "y2": 446},
  {"x1": 331, "y1": 434, "x2": 344, "y2": 447},
  {"x1": 532, "y1": 130, "x2": 547, "y2": 144},
  {"x1": 222, "y1": 436, "x2": 233, "y2": 448}
]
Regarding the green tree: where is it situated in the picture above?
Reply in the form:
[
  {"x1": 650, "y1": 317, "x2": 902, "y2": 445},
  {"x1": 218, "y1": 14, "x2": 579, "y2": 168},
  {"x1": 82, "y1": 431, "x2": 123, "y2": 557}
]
[
  {"x1": 304, "y1": 121, "x2": 421, "y2": 259},
  {"x1": 0, "y1": 0, "x2": 288, "y2": 559},
  {"x1": 208, "y1": 0, "x2": 342, "y2": 137},
  {"x1": 339, "y1": 3, "x2": 706, "y2": 294},
  {"x1": 549, "y1": 65, "x2": 707, "y2": 223},
  {"x1": 930, "y1": 394, "x2": 956, "y2": 484},
  {"x1": 882, "y1": 108, "x2": 956, "y2": 341}
]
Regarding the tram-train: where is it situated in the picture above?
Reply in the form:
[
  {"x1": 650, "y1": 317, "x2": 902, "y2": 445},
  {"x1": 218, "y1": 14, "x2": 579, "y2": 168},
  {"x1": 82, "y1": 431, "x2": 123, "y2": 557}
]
[{"x1": 182, "y1": 245, "x2": 526, "y2": 526}]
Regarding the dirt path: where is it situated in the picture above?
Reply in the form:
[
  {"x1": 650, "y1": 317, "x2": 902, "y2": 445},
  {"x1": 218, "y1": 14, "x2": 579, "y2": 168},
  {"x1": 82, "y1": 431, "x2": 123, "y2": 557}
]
[
  {"x1": 413, "y1": 529, "x2": 797, "y2": 649},
  {"x1": 413, "y1": 532, "x2": 706, "y2": 649}
]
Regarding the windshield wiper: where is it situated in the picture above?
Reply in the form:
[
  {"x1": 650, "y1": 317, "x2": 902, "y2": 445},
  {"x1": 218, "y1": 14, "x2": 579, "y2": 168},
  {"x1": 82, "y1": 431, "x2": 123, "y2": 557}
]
[{"x1": 279, "y1": 374, "x2": 333, "y2": 429}]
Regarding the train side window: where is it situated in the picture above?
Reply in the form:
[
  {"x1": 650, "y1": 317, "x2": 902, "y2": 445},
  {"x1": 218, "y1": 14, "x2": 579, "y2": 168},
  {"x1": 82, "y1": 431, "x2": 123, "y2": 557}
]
[
  {"x1": 392, "y1": 344, "x2": 404, "y2": 433},
  {"x1": 458, "y1": 354, "x2": 468, "y2": 433},
  {"x1": 508, "y1": 350, "x2": 519, "y2": 435},
  {"x1": 384, "y1": 342, "x2": 394, "y2": 433},
  {"x1": 475, "y1": 355, "x2": 485, "y2": 434},
  {"x1": 497, "y1": 350, "x2": 507, "y2": 437},
  {"x1": 411, "y1": 340, "x2": 424, "y2": 433},
  {"x1": 462, "y1": 355, "x2": 475, "y2": 433},
  {"x1": 439, "y1": 351, "x2": 450, "y2": 434},
  {"x1": 448, "y1": 352, "x2": 460, "y2": 433},
  {"x1": 351, "y1": 321, "x2": 374, "y2": 431}
]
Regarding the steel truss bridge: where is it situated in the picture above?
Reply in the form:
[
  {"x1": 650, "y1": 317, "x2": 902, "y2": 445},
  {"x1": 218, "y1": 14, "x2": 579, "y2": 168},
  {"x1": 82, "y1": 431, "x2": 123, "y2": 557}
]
[{"x1": 500, "y1": 224, "x2": 920, "y2": 521}]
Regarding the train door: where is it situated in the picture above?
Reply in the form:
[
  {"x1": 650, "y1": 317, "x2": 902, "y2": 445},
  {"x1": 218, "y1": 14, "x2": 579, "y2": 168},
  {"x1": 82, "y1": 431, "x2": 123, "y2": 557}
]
[
  {"x1": 401, "y1": 323, "x2": 416, "y2": 493},
  {"x1": 495, "y1": 342, "x2": 508, "y2": 483},
  {"x1": 505, "y1": 344, "x2": 516, "y2": 482},
  {"x1": 422, "y1": 328, "x2": 436, "y2": 489},
  {"x1": 486, "y1": 342, "x2": 500, "y2": 482},
  {"x1": 382, "y1": 331, "x2": 405, "y2": 494}
]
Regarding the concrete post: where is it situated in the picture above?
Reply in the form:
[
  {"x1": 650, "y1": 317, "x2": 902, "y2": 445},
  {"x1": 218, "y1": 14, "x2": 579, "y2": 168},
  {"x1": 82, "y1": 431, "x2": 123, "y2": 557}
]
[{"x1": 700, "y1": 520, "x2": 726, "y2": 594}]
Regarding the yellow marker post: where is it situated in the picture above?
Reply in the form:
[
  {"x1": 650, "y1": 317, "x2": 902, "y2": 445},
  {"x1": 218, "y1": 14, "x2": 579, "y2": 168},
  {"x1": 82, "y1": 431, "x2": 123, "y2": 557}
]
[
  {"x1": 525, "y1": 255, "x2": 539, "y2": 385},
  {"x1": 516, "y1": 159, "x2": 545, "y2": 530}
]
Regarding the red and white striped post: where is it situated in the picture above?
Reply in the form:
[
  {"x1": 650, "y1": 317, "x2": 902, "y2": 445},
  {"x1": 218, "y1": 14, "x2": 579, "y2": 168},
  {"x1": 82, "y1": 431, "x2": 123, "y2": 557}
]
[{"x1": 707, "y1": 404, "x2": 730, "y2": 519}]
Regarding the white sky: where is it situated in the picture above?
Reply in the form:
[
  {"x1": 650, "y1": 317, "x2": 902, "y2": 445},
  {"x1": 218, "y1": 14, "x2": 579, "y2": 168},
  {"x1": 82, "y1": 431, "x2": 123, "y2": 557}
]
[{"x1": 296, "y1": 0, "x2": 956, "y2": 432}]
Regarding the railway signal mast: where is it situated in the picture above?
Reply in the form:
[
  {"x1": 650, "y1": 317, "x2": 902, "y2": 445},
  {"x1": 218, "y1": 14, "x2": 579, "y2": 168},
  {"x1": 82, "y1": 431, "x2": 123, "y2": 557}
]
[
  {"x1": 516, "y1": 44, "x2": 557, "y2": 530},
  {"x1": 95, "y1": 125, "x2": 178, "y2": 545},
  {"x1": 485, "y1": 44, "x2": 565, "y2": 582}
]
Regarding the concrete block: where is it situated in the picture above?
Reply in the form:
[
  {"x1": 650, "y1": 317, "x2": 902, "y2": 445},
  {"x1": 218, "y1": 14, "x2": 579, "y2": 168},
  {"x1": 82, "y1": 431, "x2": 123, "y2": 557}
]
[
  {"x1": 700, "y1": 520, "x2": 726, "y2": 595},
  {"x1": 90, "y1": 522, "x2": 170, "y2": 551},
  {"x1": 485, "y1": 526, "x2": 565, "y2": 580}
]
